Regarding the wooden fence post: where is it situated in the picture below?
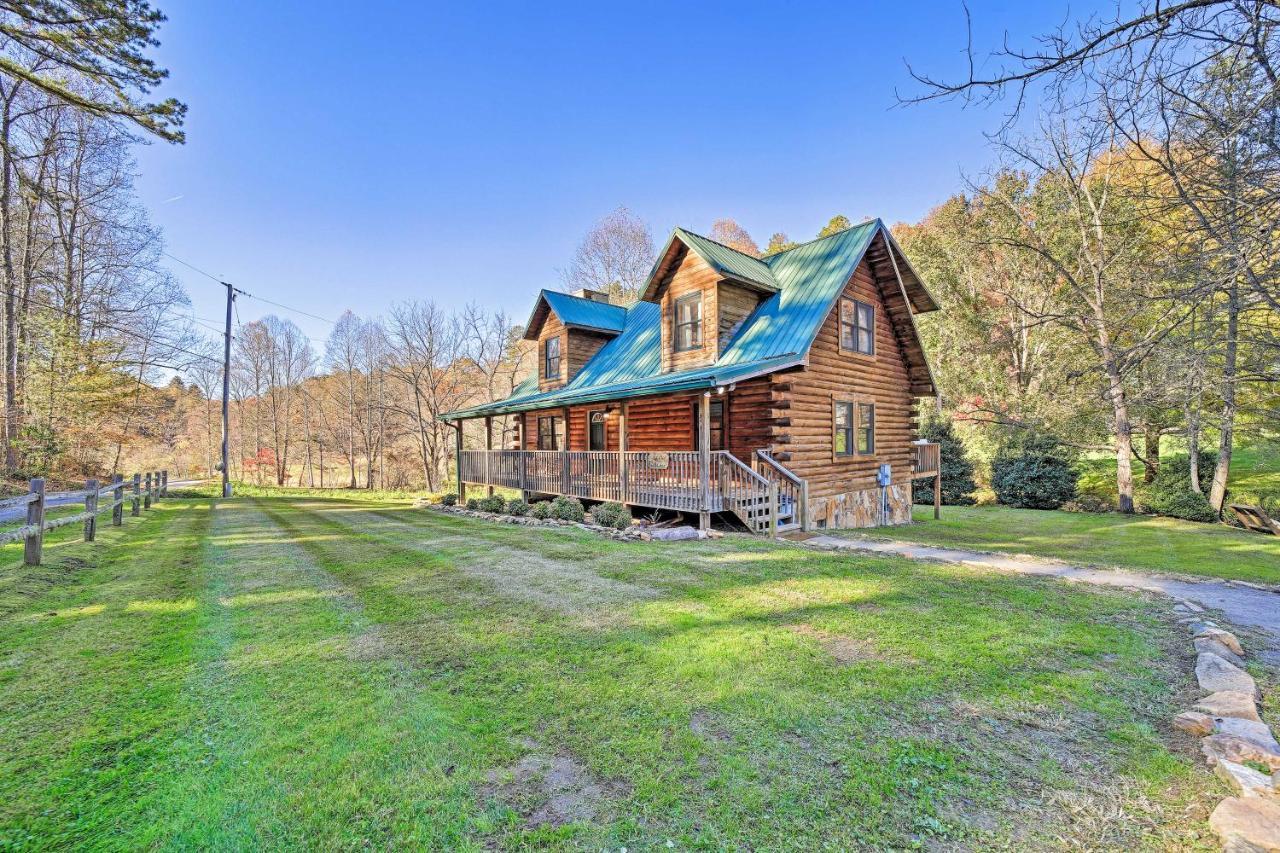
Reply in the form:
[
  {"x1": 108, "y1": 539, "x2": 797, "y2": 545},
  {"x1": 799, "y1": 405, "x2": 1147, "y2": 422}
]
[
  {"x1": 144, "y1": 472, "x2": 152, "y2": 509},
  {"x1": 112, "y1": 474, "x2": 124, "y2": 526},
  {"x1": 24, "y1": 478, "x2": 44, "y2": 566},
  {"x1": 161, "y1": 470, "x2": 168, "y2": 497},
  {"x1": 83, "y1": 479, "x2": 98, "y2": 542},
  {"x1": 132, "y1": 473, "x2": 141, "y2": 516}
]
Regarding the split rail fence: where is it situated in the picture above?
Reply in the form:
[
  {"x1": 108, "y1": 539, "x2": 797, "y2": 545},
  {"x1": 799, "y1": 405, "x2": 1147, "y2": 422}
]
[{"x1": 0, "y1": 470, "x2": 169, "y2": 565}]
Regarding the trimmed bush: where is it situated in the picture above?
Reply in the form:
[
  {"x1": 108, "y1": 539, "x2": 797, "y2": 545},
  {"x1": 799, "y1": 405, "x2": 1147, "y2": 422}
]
[
  {"x1": 590, "y1": 502, "x2": 632, "y2": 529},
  {"x1": 912, "y1": 414, "x2": 977, "y2": 506},
  {"x1": 991, "y1": 434, "x2": 1077, "y2": 510},
  {"x1": 440, "y1": 492, "x2": 458, "y2": 507},
  {"x1": 1142, "y1": 451, "x2": 1219, "y2": 522},
  {"x1": 478, "y1": 494, "x2": 506, "y2": 513},
  {"x1": 505, "y1": 498, "x2": 529, "y2": 516},
  {"x1": 549, "y1": 495, "x2": 585, "y2": 522},
  {"x1": 465, "y1": 498, "x2": 479, "y2": 510},
  {"x1": 529, "y1": 501, "x2": 551, "y2": 520}
]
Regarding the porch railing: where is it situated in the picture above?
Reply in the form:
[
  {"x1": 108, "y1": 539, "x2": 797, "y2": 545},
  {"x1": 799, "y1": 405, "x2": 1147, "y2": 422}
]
[
  {"x1": 457, "y1": 448, "x2": 781, "y2": 532},
  {"x1": 912, "y1": 441, "x2": 940, "y2": 477}
]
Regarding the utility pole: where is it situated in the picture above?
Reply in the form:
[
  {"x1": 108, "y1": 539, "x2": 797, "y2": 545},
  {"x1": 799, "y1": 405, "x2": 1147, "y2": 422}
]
[{"x1": 220, "y1": 281, "x2": 238, "y2": 498}]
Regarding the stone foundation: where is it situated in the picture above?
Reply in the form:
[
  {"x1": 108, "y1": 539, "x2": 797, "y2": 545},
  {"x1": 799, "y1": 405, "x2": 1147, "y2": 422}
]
[{"x1": 809, "y1": 481, "x2": 913, "y2": 529}]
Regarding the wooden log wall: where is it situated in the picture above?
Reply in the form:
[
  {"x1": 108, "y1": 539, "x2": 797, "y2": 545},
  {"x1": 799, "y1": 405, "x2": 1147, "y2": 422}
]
[
  {"x1": 717, "y1": 281, "x2": 762, "y2": 357},
  {"x1": 770, "y1": 255, "x2": 919, "y2": 517},
  {"x1": 659, "y1": 248, "x2": 719, "y2": 373}
]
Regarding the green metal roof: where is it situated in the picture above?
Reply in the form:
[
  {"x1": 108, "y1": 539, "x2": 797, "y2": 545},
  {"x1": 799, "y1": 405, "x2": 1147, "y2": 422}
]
[
  {"x1": 444, "y1": 219, "x2": 926, "y2": 420},
  {"x1": 672, "y1": 228, "x2": 777, "y2": 291}
]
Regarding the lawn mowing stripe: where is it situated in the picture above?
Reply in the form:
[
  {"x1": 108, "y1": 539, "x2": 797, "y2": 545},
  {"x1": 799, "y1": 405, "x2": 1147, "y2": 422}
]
[{"x1": 137, "y1": 498, "x2": 484, "y2": 850}]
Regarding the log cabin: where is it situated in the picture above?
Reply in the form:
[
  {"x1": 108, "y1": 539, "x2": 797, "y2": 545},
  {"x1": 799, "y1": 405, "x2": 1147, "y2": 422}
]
[{"x1": 442, "y1": 218, "x2": 942, "y2": 534}]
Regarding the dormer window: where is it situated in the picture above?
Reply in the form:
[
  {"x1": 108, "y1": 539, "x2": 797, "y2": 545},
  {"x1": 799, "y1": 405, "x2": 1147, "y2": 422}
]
[
  {"x1": 674, "y1": 293, "x2": 702, "y2": 351},
  {"x1": 544, "y1": 336, "x2": 561, "y2": 379},
  {"x1": 840, "y1": 298, "x2": 874, "y2": 355}
]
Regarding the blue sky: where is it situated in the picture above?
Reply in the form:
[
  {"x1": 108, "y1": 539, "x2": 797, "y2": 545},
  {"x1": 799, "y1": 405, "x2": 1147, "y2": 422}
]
[{"x1": 135, "y1": 0, "x2": 1093, "y2": 347}]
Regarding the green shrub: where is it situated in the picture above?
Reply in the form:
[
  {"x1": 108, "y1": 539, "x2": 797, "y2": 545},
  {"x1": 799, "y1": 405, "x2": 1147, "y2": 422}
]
[
  {"x1": 505, "y1": 498, "x2": 529, "y2": 516},
  {"x1": 549, "y1": 495, "x2": 585, "y2": 522},
  {"x1": 991, "y1": 433, "x2": 1077, "y2": 510},
  {"x1": 529, "y1": 501, "x2": 551, "y2": 520},
  {"x1": 465, "y1": 498, "x2": 479, "y2": 510},
  {"x1": 590, "y1": 501, "x2": 632, "y2": 529},
  {"x1": 912, "y1": 414, "x2": 977, "y2": 506},
  {"x1": 1142, "y1": 451, "x2": 1219, "y2": 521},
  {"x1": 478, "y1": 494, "x2": 506, "y2": 513},
  {"x1": 440, "y1": 492, "x2": 458, "y2": 507}
]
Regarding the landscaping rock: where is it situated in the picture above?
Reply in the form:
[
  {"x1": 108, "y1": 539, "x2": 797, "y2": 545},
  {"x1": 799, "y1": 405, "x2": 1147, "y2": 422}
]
[
  {"x1": 1216, "y1": 718, "x2": 1280, "y2": 753},
  {"x1": 1174, "y1": 710, "x2": 1217, "y2": 737},
  {"x1": 1209, "y1": 796, "x2": 1280, "y2": 852},
  {"x1": 1196, "y1": 691, "x2": 1265, "y2": 723},
  {"x1": 1197, "y1": 635, "x2": 1248, "y2": 667},
  {"x1": 1203, "y1": 734, "x2": 1280, "y2": 772},
  {"x1": 1176, "y1": 599, "x2": 1206, "y2": 614},
  {"x1": 1215, "y1": 759, "x2": 1277, "y2": 799},
  {"x1": 1196, "y1": 626, "x2": 1246, "y2": 656},
  {"x1": 649, "y1": 526, "x2": 700, "y2": 541},
  {"x1": 1190, "y1": 620, "x2": 1220, "y2": 636},
  {"x1": 1197, "y1": 653, "x2": 1261, "y2": 699}
]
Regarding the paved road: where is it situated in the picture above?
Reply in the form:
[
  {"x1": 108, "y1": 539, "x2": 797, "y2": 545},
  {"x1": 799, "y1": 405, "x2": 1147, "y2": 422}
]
[
  {"x1": 0, "y1": 479, "x2": 208, "y2": 523},
  {"x1": 808, "y1": 535, "x2": 1280, "y2": 662}
]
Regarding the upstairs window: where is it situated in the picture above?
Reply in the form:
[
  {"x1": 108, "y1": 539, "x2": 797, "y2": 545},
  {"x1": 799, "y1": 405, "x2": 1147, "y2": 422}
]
[
  {"x1": 537, "y1": 415, "x2": 562, "y2": 450},
  {"x1": 839, "y1": 298, "x2": 875, "y2": 355},
  {"x1": 544, "y1": 336, "x2": 561, "y2": 379},
  {"x1": 674, "y1": 293, "x2": 702, "y2": 351}
]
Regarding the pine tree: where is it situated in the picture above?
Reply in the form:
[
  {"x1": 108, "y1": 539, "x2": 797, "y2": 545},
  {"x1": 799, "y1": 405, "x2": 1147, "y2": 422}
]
[{"x1": 913, "y1": 413, "x2": 977, "y2": 505}]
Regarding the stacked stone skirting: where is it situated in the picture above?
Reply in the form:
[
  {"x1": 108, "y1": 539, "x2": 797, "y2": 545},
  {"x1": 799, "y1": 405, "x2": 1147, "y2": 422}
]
[{"x1": 1168, "y1": 600, "x2": 1280, "y2": 849}]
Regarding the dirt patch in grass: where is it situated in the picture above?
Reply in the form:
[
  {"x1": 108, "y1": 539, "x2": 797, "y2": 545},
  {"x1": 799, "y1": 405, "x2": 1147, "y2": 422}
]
[
  {"x1": 690, "y1": 709, "x2": 733, "y2": 743},
  {"x1": 347, "y1": 625, "x2": 389, "y2": 661},
  {"x1": 786, "y1": 622, "x2": 911, "y2": 665},
  {"x1": 481, "y1": 749, "x2": 630, "y2": 830}
]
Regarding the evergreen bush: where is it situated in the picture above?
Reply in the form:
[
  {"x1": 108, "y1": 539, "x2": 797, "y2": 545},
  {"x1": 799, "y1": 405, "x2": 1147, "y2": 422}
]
[
  {"x1": 1142, "y1": 451, "x2": 1219, "y2": 522},
  {"x1": 440, "y1": 492, "x2": 457, "y2": 507},
  {"x1": 991, "y1": 434, "x2": 1077, "y2": 509},
  {"x1": 912, "y1": 414, "x2": 977, "y2": 505},
  {"x1": 478, "y1": 494, "x2": 506, "y2": 513},
  {"x1": 590, "y1": 502, "x2": 632, "y2": 529},
  {"x1": 549, "y1": 495, "x2": 585, "y2": 522},
  {"x1": 505, "y1": 498, "x2": 529, "y2": 516},
  {"x1": 529, "y1": 501, "x2": 551, "y2": 520}
]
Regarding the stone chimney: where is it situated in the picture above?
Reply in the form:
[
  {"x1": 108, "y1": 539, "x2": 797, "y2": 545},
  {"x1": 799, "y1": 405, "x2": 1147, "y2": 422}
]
[{"x1": 572, "y1": 288, "x2": 612, "y2": 304}]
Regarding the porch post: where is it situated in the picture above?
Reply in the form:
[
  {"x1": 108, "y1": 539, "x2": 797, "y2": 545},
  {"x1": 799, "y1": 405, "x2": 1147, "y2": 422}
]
[
  {"x1": 484, "y1": 415, "x2": 494, "y2": 496},
  {"x1": 519, "y1": 413, "x2": 528, "y2": 499},
  {"x1": 561, "y1": 406, "x2": 571, "y2": 496},
  {"x1": 618, "y1": 402, "x2": 629, "y2": 505},
  {"x1": 934, "y1": 445, "x2": 942, "y2": 520},
  {"x1": 454, "y1": 419, "x2": 465, "y2": 502},
  {"x1": 698, "y1": 391, "x2": 711, "y2": 531}
]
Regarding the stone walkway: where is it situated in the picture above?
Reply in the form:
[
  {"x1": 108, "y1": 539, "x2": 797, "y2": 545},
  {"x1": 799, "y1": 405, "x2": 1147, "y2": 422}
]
[{"x1": 807, "y1": 535, "x2": 1280, "y2": 661}]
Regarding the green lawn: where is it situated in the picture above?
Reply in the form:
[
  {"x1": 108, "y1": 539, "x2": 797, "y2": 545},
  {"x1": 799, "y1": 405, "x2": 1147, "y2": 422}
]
[
  {"x1": 864, "y1": 505, "x2": 1280, "y2": 585},
  {"x1": 0, "y1": 495, "x2": 1233, "y2": 849}
]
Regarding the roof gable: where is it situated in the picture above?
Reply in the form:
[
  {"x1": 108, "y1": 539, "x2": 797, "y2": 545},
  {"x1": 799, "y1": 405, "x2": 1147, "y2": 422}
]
[
  {"x1": 639, "y1": 228, "x2": 778, "y2": 302},
  {"x1": 445, "y1": 219, "x2": 940, "y2": 418},
  {"x1": 522, "y1": 289, "x2": 628, "y2": 341}
]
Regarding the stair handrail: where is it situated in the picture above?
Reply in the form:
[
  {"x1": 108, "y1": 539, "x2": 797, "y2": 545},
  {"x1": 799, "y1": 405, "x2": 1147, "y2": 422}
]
[
  {"x1": 713, "y1": 451, "x2": 774, "y2": 533},
  {"x1": 755, "y1": 450, "x2": 808, "y2": 532}
]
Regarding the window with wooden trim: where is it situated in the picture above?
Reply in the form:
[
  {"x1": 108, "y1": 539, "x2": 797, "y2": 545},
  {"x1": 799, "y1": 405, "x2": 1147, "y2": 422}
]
[
  {"x1": 834, "y1": 401, "x2": 854, "y2": 456},
  {"x1": 839, "y1": 298, "x2": 875, "y2": 355},
  {"x1": 544, "y1": 336, "x2": 561, "y2": 380},
  {"x1": 674, "y1": 293, "x2": 702, "y2": 351},
  {"x1": 857, "y1": 403, "x2": 875, "y2": 454},
  {"x1": 537, "y1": 415, "x2": 562, "y2": 450},
  {"x1": 834, "y1": 400, "x2": 875, "y2": 457},
  {"x1": 693, "y1": 399, "x2": 725, "y2": 451}
]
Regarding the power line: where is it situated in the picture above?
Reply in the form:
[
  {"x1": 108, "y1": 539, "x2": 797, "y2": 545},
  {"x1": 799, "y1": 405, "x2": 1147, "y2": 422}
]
[
  {"x1": 162, "y1": 249, "x2": 336, "y2": 326},
  {"x1": 1, "y1": 287, "x2": 223, "y2": 368}
]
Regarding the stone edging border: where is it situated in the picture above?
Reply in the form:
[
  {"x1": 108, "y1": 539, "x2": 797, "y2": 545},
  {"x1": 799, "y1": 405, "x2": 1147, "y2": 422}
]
[{"x1": 1167, "y1": 599, "x2": 1280, "y2": 849}]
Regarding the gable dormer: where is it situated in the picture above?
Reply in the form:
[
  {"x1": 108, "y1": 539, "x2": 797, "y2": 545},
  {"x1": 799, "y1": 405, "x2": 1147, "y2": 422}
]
[
  {"x1": 640, "y1": 229, "x2": 777, "y2": 372},
  {"x1": 524, "y1": 289, "x2": 626, "y2": 391}
]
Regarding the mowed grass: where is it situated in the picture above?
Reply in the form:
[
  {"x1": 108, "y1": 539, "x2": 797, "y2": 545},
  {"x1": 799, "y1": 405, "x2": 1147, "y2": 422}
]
[
  {"x1": 0, "y1": 496, "x2": 1232, "y2": 849},
  {"x1": 866, "y1": 505, "x2": 1280, "y2": 585}
]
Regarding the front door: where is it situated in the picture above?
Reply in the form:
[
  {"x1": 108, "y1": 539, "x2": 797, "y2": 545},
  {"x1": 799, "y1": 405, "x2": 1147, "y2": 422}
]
[
  {"x1": 693, "y1": 399, "x2": 726, "y2": 451},
  {"x1": 588, "y1": 410, "x2": 607, "y2": 451}
]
